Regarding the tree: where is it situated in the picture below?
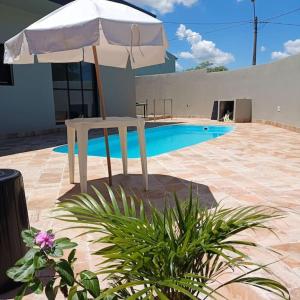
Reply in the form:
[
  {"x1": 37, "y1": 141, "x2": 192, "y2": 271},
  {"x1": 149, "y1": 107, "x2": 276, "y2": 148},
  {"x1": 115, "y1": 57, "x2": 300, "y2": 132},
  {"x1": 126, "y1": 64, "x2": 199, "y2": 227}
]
[
  {"x1": 186, "y1": 61, "x2": 228, "y2": 72},
  {"x1": 207, "y1": 65, "x2": 228, "y2": 72}
]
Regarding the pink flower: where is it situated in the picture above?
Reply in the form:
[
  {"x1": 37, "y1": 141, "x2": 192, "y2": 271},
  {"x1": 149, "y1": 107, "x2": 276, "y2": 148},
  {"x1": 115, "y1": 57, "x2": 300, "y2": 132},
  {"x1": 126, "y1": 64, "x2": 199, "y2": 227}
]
[{"x1": 35, "y1": 231, "x2": 55, "y2": 249}]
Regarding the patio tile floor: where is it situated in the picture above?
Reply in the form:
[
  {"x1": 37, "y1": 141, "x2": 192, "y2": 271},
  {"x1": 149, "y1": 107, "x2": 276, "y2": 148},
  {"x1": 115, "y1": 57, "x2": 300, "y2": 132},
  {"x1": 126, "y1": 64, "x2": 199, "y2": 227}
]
[{"x1": 1, "y1": 118, "x2": 300, "y2": 299}]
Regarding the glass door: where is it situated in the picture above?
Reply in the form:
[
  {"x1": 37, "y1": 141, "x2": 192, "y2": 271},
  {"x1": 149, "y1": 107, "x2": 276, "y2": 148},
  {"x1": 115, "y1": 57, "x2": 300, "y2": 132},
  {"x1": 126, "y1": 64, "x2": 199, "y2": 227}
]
[{"x1": 52, "y1": 62, "x2": 98, "y2": 125}]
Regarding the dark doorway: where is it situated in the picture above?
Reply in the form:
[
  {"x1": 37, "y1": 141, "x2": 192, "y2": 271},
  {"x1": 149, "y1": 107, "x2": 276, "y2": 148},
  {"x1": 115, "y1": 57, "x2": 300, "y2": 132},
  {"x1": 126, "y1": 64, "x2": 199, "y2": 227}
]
[{"x1": 211, "y1": 101, "x2": 218, "y2": 120}]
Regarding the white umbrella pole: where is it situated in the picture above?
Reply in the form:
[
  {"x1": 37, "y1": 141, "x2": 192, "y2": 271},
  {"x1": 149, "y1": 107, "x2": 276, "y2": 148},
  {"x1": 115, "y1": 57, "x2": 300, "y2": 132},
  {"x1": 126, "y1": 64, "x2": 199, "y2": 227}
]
[{"x1": 92, "y1": 46, "x2": 113, "y2": 186}]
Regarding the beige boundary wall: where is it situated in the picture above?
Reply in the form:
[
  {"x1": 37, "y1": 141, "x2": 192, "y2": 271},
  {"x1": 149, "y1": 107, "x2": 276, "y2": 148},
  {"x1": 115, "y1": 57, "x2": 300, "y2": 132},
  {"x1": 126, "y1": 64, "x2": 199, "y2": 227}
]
[{"x1": 136, "y1": 53, "x2": 300, "y2": 129}]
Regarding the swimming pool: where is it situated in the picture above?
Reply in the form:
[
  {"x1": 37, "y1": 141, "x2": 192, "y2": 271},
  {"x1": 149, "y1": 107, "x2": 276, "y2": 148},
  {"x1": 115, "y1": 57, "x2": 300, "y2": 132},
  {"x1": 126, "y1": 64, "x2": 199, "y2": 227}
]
[{"x1": 54, "y1": 124, "x2": 233, "y2": 158}]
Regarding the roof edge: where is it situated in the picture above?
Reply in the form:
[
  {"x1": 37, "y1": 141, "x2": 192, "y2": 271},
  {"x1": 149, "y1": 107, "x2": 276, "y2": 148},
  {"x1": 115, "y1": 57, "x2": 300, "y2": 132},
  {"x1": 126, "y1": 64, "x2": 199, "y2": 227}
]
[{"x1": 49, "y1": 0, "x2": 156, "y2": 18}]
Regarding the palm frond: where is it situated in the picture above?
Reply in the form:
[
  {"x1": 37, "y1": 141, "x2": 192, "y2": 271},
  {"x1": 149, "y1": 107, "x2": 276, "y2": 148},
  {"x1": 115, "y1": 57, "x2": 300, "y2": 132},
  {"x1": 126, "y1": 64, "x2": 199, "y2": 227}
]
[{"x1": 56, "y1": 185, "x2": 290, "y2": 299}]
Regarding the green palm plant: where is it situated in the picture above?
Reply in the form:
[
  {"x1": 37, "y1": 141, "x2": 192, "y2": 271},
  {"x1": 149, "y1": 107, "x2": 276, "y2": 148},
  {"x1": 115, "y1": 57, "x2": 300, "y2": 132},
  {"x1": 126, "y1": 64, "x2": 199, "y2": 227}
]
[{"x1": 56, "y1": 186, "x2": 290, "y2": 300}]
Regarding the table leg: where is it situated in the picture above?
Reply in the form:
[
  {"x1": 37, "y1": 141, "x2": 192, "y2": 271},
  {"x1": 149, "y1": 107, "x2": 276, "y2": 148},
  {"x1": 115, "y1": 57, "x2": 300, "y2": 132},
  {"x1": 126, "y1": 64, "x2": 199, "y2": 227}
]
[
  {"x1": 77, "y1": 128, "x2": 88, "y2": 193},
  {"x1": 118, "y1": 126, "x2": 128, "y2": 176},
  {"x1": 137, "y1": 123, "x2": 148, "y2": 191},
  {"x1": 67, "y1": 126, "x2": 75, "y2": 184}
]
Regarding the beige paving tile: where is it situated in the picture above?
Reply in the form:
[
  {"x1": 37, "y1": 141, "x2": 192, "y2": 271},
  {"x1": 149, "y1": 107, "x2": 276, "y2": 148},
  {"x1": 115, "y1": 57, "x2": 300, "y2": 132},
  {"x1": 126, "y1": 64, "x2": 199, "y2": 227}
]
[{"x1": 1, "y1": 119, "x2": 300, "y2": 299}]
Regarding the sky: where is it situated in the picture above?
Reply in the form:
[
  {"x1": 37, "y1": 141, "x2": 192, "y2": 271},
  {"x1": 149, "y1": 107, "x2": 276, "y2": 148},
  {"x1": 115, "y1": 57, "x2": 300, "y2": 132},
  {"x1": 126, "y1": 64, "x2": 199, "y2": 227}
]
[{"x1": 128, "y1": 0, "x2": 300, "y2": 71}]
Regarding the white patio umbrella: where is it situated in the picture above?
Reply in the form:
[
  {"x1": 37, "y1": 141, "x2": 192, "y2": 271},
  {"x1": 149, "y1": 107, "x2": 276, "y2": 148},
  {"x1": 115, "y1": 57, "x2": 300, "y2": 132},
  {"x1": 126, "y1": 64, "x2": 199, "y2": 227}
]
[{"x1": 4, "y1": 0, "x2": 168, "y2": 185}]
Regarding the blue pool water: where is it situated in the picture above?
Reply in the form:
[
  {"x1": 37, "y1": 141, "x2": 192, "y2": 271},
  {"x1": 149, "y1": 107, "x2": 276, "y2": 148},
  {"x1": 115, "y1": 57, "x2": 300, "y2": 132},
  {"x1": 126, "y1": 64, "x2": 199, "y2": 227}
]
[{"x1": 54, "y1": 124, "x2": 233, "y2": 158}]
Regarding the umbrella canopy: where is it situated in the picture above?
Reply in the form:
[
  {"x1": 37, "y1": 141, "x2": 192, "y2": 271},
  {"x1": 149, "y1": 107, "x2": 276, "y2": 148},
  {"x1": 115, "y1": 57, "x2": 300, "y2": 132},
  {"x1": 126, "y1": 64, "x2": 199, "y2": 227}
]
[
  {"x1": 4, "y1": 0, "x2": 168, "y2": 187},
  {"x1": 4, "y1": 0, "x2": 168, "y2": 69}
]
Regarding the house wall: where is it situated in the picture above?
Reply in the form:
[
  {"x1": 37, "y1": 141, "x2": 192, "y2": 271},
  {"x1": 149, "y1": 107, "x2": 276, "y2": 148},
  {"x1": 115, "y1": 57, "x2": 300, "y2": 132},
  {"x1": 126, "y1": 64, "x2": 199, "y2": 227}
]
[
  {"x1": 101, "y1": 65, "x2": 136, "y2": 117},
  {"x1": 135, "y1": 52, "x2": 176, "y2": 76},
  {"x1": 136, "y1": 54, "x2": 300, "y2": 128},
  {"x1": 0, "y1": 3, "x2": 56, "y2": 135}
]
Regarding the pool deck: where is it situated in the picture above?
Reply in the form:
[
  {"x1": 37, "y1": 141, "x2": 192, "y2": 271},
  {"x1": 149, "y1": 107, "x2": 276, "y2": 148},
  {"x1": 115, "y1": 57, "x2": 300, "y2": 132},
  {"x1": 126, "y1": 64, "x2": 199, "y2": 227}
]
[{"x1": 1, "y1": 118, "x2": 300, "y2": 299}]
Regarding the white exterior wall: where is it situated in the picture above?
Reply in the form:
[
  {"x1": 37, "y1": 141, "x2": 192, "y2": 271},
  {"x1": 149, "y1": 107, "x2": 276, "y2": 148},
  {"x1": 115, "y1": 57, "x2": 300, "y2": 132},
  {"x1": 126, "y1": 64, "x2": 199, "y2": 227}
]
[
  {"x1": 136, "y1": 54, "x2": 300, "y2": 128},
  {"x1": 0, "y1": 3, "x2": 57, "y2": 135}
]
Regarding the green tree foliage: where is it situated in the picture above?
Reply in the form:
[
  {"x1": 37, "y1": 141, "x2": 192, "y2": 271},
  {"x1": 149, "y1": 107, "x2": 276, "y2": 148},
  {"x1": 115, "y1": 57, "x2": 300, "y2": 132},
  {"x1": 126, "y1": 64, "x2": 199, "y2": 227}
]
[{"x1": 186, "y1": 61, "x2": 228, "y2": 72}]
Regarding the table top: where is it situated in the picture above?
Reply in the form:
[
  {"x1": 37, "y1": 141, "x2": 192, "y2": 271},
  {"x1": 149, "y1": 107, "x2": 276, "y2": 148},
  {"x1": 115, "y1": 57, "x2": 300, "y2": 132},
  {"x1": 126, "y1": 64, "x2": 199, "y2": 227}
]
[{"x1": 65, "y1": 117, "x2": 145, "y2": 129}]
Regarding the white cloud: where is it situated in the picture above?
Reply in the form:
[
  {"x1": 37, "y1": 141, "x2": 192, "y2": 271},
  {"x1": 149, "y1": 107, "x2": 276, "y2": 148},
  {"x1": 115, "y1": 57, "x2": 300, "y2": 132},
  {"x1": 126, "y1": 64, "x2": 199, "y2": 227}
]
[
  {"x1": 128, "y1": 0, "x2": 198, "y2": 14},
  {"x1": 176, "y1": 24, "x2": 234, "y2": 65},
  {"x1": 179, "y1": 51, "x2": 194, "y2": 59},
  {"x1": 175, "y1": 61, "x2": 183, "y2": 71},
  {"x1": 271, "y1": 39, "x2": 300, "y2": 60},
  {"x1": 260, "y1": 46, "x2": 266, "y2": 52},
  {"x1": 271, "y1": 51, "x2": 289, "y2": 60}
]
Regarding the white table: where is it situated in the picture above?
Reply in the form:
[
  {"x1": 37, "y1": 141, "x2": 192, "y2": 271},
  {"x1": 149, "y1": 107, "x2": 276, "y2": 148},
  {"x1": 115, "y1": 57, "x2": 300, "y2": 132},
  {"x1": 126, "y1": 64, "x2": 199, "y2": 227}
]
[{"x1": 65, "y1": 117, "x2": 148, "y2": 193}]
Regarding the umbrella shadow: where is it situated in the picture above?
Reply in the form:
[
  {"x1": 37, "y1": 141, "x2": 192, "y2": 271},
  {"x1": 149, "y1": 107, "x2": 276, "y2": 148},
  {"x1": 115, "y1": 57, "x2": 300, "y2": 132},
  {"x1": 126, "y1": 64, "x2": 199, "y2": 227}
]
[{"x1": 58, "y1": 174, "x2": 217, "y2": 211}]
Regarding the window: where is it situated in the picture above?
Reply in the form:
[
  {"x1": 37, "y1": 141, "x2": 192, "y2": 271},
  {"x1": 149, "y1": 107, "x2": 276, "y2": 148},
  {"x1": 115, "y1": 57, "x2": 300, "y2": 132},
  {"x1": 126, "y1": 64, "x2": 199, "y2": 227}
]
[
  {"x1": 52, "y1": 62, "x2": 98, "y2": 124},
  {"x1": 0, "y1": 44, "x2": 13, "y2": 85}
]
